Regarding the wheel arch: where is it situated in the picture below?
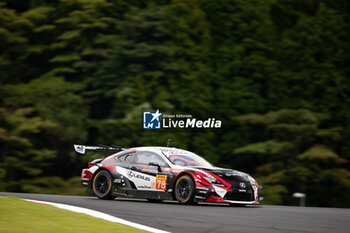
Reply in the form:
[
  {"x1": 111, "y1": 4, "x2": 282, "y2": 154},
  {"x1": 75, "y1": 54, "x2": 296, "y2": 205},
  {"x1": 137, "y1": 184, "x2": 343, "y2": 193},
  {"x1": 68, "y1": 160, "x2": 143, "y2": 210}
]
[
  {"x1": 173, "y1": 171, "x2": 197, "y2": 204},
  {"x1": 90, "y1": 167, "x2": 112, "y2": 189},
  {"x1": 172, "y1": 171, "x2": 197, "y2": 191}
]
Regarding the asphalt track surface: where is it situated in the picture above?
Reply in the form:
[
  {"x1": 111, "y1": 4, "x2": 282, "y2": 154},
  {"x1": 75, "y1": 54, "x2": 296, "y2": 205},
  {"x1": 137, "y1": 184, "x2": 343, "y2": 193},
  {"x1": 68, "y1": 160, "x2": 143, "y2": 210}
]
[{"x1": 1, "y1": 192, "x2": 349, "y2": 233}]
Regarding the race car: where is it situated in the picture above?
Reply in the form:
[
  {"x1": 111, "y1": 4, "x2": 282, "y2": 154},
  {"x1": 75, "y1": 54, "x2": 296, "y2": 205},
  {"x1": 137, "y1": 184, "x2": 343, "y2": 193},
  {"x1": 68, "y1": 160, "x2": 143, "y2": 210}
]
[{"x1": 74, "y1": 145, "x2": 261, "y2": 205}]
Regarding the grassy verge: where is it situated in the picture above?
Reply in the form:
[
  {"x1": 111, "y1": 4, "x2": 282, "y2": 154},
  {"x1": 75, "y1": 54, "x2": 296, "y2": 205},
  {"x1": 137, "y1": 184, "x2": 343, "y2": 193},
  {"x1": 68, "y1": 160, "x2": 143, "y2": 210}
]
[{"x1": 0, "y1": 196, "x2": 146, "y2": 233}]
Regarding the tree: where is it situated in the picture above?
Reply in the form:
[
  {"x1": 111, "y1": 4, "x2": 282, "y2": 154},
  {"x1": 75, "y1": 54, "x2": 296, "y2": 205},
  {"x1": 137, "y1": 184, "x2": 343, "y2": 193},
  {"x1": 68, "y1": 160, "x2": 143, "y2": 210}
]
[{"x1": 234, "y1": 109, "x2": 349, "y2": 206}]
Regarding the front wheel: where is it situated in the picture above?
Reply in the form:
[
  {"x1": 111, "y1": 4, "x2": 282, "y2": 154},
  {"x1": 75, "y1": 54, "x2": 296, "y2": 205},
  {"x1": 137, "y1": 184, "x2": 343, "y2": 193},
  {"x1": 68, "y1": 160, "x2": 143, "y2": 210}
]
[
  {"x1": 174, "y1": 175, "x2": 195, "y2": 204},
  {"x1": 92, "y1": 170, "x2": 115, "y2": 200}
]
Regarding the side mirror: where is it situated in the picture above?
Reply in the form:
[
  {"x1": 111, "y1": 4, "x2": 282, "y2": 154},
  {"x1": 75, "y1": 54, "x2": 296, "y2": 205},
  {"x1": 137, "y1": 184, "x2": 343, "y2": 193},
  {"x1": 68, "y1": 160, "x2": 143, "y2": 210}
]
[{"x1": 149, "y1": 162, "x2": 162, "y2": 172}]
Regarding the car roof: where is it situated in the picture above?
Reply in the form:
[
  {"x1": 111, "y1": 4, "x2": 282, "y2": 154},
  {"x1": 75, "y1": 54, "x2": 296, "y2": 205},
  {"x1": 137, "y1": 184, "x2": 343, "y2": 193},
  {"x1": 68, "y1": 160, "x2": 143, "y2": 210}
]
[
  {"x1": 129, "y1": 146, "x2": 197, "y2": 156},
  {"x1": 130, "y1": 146, "x2": 171, "y2": 151}
]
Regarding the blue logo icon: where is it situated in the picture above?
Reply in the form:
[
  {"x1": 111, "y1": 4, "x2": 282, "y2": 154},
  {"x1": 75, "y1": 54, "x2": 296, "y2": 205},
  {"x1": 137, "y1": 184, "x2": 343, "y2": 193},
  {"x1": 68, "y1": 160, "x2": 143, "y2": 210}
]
[{"x1": 143, "y1": 110, "x2": 161, "y2": 129}]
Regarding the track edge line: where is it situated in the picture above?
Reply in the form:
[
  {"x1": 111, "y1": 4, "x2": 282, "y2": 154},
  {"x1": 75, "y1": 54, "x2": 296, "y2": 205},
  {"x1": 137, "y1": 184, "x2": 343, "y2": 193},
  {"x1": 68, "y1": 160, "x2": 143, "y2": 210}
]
[{"x1": 23, "y1": 198, "x2": 170, "y2": 233}]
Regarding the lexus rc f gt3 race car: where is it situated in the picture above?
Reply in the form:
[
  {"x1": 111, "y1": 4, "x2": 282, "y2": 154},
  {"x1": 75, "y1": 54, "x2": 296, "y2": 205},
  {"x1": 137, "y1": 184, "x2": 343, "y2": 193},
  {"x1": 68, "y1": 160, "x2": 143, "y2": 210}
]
[{"x1": 74, "y1": 145, "x2": 262, "y2": 205}]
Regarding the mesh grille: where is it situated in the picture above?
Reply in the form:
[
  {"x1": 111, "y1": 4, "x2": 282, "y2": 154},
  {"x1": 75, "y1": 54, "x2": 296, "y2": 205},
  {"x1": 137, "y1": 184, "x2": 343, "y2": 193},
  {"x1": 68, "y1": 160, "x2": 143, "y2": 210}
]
[{"x1": 225, "y1": 192, "x2": 254, "y2": 201}]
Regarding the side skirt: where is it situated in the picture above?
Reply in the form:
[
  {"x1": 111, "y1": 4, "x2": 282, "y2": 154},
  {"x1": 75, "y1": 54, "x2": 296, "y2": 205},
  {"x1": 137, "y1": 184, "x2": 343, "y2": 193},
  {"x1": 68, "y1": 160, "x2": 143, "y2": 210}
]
[{"x1": 112, "y1": 188, "x2": 174, "y2": 201}]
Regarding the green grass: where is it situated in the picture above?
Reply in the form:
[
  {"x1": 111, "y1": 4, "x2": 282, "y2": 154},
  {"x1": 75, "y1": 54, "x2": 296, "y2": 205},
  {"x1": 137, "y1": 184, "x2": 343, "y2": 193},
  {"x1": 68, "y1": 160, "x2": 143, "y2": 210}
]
[{"x1": 0, "y1": 196, "x2": 146, "y2": 233}]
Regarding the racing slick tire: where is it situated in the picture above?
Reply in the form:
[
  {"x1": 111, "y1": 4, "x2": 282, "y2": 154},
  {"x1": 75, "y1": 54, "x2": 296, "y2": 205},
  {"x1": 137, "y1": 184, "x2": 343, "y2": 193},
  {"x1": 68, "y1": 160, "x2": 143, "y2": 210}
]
[
  {"x1": 174, "y1": 174, "x2": 195, "y2": 205},
  {"x1": 92, "y1": 170, "x2": 116, "y2": 200}
]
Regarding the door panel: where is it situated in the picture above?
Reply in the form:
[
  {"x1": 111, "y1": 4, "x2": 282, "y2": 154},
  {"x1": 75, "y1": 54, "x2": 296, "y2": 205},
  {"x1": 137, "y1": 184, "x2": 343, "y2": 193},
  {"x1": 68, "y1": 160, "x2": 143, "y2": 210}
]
[{"x1": 115, "y1": 165, "x2": 156, "y2": 191}]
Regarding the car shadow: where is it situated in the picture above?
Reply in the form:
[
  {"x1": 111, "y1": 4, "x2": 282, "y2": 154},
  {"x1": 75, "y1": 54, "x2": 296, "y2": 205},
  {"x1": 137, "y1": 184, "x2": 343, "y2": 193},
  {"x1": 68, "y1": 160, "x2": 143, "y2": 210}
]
[{"x1": 109, "y1": 197, "x2": 261, "y2": 208}]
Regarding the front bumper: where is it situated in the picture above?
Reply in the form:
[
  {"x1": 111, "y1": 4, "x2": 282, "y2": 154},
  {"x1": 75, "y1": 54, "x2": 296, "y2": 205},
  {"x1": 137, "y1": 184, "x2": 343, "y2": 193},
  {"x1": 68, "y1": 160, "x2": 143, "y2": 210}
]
[{"x1": 194, "y1": 185, "x2": 260, "y2": 204}]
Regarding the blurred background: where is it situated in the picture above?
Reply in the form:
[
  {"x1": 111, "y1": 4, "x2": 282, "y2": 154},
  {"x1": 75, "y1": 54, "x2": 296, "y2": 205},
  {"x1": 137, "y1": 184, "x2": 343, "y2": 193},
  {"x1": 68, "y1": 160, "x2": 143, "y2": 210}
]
[{"x1": 0, "y1": 0, "x2": 349, "y2": 207}]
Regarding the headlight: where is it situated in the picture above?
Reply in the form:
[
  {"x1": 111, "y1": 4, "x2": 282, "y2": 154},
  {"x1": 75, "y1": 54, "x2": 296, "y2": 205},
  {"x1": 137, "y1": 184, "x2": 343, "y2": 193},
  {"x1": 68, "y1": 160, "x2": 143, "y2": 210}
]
[
  {"x1": 203, "y1": 175, "x2": 215, "y2": 184},
  {"x1": 203, "y1": 175, "x2": 225, "y2": 186},
  {"x1": 247, "y1": 175, "x2": 257, "y2": 187}
]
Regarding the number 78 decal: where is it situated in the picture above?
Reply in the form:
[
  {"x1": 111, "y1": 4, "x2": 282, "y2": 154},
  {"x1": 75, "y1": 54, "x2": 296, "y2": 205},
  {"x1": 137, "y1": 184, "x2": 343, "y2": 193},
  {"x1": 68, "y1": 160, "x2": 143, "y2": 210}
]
[{"x1": 156, "y1": 175, "x2": 167, "y2": 190}]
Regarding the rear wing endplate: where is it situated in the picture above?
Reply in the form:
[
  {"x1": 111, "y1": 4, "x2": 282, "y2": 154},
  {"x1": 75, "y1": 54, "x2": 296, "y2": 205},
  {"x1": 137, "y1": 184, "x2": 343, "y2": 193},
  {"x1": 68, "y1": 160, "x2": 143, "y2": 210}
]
[{"x1": 74, "y1": 144, "x2": 124, "y2": 155}]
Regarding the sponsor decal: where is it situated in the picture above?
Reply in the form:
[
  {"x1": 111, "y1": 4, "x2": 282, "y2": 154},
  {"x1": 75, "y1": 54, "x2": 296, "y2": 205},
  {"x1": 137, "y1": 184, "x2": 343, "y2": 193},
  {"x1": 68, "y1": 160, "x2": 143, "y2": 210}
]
[
  {"x1": 127, "y1": 171, "x2": 151, "y2": 181},
  {"x1": 225, "y1": 171, "x2": 245, "y2": 177},
  {"x1": 74, "y1": 145, "x2": 85, "y2": 154},
  {"x1": 143, "y1": 109, "x2": 222, "y2": 129},
  {"x1": 156, "y1": 175, "x2": 167, "y2": 190},
  {"x1": 225, "y1": 172, "x2": 236, "y2": 176}
]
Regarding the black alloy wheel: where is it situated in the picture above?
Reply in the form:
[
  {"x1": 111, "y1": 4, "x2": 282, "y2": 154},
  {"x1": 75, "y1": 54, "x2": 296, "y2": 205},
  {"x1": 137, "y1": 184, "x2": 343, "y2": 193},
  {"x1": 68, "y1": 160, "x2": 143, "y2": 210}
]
[
  {"x1": 92, "y1": 170, "x2": 115, "y2": 200},
  {"x1": 174, "y1": 175, "x2": 195, "y2": 204}
]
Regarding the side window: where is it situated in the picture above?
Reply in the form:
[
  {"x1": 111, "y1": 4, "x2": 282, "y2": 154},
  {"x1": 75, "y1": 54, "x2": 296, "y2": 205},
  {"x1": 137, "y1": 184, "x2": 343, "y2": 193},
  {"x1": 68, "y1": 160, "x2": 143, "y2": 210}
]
[
  {"x1": 117, "y1": 153, "x2": 134, "y2": 163},
  {"x1": 134, "y1": 151, "x2": 168, "y2": 167}
]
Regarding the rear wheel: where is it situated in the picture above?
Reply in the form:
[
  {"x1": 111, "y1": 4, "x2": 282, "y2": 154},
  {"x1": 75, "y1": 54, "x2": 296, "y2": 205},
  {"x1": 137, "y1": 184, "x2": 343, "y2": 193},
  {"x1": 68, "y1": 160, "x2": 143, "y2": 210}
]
[
  {"x1": 174, "y1": 175, "x2": 195, "y2": 204},
  {"x1": 92, "y1": 170, "x2": 115, "y2": 200}
]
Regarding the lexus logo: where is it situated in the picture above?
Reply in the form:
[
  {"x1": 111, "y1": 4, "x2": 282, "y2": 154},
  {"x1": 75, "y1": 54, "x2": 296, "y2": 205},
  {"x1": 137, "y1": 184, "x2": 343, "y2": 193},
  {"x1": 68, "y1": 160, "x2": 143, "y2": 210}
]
[{"x1": 239, "y1": 182, "x2": 246, "y2": 189}]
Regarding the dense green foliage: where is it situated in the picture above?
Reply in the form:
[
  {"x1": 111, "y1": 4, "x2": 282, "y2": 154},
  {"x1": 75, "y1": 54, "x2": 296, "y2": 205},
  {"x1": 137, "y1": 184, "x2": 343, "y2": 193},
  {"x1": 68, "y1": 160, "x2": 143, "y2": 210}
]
[{"x1": 0, "y1": 0, "x2": 349, "y2": 207}]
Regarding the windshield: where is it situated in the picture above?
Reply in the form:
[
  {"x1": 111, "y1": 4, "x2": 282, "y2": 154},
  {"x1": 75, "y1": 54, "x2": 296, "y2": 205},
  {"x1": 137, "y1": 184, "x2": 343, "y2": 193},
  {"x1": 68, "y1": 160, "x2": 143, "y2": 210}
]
[{"x1": 162, "y1": 149, "x2": 213, "y2": 167}]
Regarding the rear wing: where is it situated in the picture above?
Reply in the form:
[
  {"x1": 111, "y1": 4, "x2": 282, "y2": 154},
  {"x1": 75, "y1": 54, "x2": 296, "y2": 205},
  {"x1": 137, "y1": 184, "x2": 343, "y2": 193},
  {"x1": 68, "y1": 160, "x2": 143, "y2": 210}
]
[{"x1": 74, "y1": 144, "x2": 124, "y2": 155}]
